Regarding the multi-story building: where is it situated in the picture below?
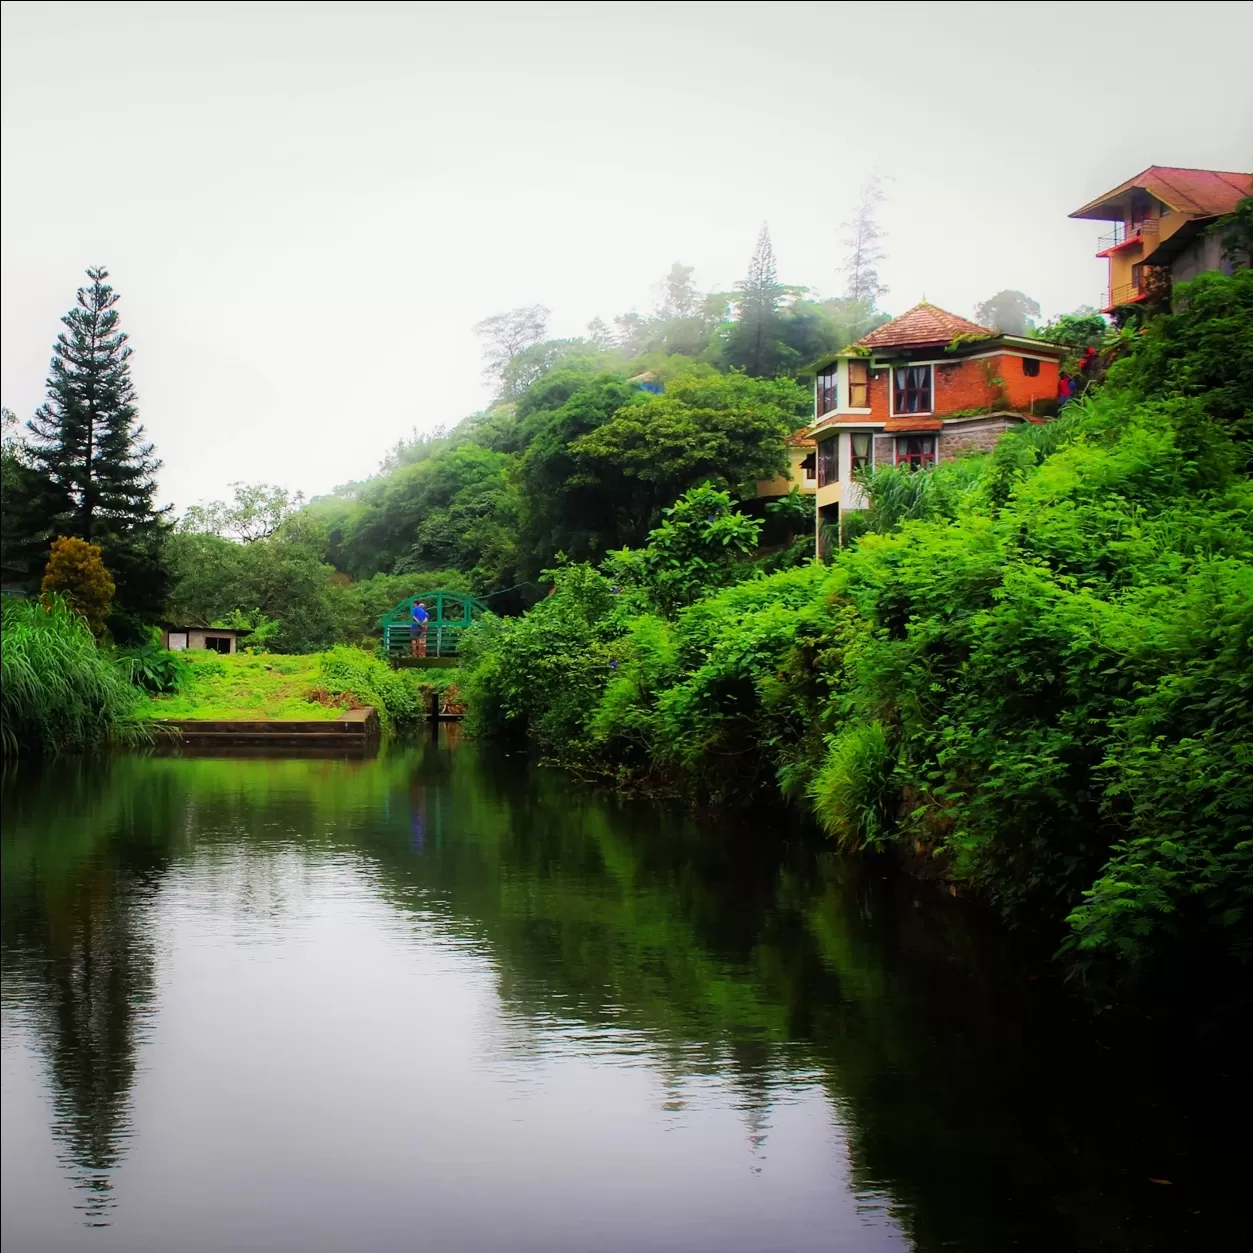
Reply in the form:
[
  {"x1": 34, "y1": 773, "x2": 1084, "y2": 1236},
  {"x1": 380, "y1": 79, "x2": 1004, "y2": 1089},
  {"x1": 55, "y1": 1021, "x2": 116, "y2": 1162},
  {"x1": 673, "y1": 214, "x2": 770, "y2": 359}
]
[
  {"x1": 805, "y1": 302, "x2": 1063, "y2": 549},
  {"x1": 1069, "y1": 165, "x2": 1251, "y2": 314}
]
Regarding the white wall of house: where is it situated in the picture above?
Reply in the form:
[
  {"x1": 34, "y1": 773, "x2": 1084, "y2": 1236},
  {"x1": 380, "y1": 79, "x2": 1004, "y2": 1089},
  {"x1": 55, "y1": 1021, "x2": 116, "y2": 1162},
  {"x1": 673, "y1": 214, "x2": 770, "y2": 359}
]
[
  {"x1": 814, "y1": 429, "x2": 876, "y2": 512},
  {"x1": 163, "y1": 628, "x2": 240, "y2": 654}
]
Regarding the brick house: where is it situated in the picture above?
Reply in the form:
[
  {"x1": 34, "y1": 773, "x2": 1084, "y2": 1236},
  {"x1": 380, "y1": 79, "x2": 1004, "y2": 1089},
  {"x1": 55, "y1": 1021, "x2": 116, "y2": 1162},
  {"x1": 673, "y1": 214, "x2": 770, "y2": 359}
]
[
  {"x1": 804, "y1": 302, "x2": 1063, "y2": 549},
  {"x1": 1069, "y1": 166, "x2": 1251, "y2": 314}
]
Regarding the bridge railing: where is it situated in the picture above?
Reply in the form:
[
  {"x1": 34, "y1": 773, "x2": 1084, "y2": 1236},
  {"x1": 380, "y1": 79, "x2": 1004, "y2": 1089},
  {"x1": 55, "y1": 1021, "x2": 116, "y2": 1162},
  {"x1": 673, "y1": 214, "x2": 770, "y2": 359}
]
[{"x1": 383, "y1": 622, "x2": 471, "y2": 657}]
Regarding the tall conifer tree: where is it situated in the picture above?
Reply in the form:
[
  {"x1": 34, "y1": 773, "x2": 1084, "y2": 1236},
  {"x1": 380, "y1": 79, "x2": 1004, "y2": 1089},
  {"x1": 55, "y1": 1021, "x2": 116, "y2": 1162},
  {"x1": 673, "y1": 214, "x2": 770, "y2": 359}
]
[
  {"x1": 26, "y1": 267, "x2": 168, "y2": 638},
  {"x1": 728, "y1": 225, "x2": 786, "y2": 377}
]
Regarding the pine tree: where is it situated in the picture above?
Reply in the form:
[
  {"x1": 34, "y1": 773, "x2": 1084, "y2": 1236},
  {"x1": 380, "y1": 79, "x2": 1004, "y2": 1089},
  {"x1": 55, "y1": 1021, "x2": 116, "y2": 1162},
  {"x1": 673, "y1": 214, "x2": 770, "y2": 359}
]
[
  {"x1": 728, "y1": 225, "x2": 785, "y2": 376},
  {"x1": 25, "y1": 267, "x2": 168, "y2": 639}
]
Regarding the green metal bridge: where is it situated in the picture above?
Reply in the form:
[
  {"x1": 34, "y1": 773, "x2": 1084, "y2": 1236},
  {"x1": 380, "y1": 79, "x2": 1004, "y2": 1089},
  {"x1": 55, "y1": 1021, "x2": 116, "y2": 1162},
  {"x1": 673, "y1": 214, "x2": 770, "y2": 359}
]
[{"x1": 379, "y1": 590, "x2": 487, "y2": 661}]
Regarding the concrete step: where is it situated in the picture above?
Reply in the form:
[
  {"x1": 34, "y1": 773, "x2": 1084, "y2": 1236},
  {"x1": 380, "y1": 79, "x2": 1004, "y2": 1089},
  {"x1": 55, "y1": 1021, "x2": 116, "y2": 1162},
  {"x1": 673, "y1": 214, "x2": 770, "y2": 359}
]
[
  {"x1": 168, "y1": 731, "x2": 375, "y2": 749},
  {"x1": 156, "y1": 720, "x2": 367, "y2": 735}
]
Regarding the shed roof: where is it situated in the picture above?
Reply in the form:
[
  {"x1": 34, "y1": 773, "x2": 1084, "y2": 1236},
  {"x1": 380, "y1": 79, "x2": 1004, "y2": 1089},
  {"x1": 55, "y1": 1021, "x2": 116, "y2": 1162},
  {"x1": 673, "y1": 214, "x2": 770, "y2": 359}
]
[
  {"x1": 1070, "y1": 166, "x2": 1251, "y2": 221},
  {"x1": 164, "y1": 624, "x2": 251, "y2": 635}
]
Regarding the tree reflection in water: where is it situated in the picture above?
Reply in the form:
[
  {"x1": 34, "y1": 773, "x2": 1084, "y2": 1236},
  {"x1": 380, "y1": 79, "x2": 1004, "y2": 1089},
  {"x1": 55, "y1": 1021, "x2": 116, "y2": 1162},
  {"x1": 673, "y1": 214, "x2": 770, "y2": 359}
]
[
  {"x1": 2, "y1": 762, "x2": 167, "y2": 1223},
  {"x1": 1, "y1": 739, "x2": 1246, "y2": 1251}
]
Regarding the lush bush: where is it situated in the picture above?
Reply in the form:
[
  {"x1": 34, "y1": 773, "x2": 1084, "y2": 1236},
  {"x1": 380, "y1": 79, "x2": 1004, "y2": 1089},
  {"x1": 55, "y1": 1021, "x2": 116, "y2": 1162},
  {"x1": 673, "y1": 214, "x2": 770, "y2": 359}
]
[
  {"x1": 316, "y1": 645, "x2": 424, "y2": 732},
  {"x1": 1, "y1": 595, "x2": 144, "y2": 756},
  {"x1": 40, "y1": 536, "x2": 115, "y2": 638},
  {"x1": 119, "y1": 632, "x2": 191, "y2": 694},
  {"x1": 460, "y1": 273, "x2": 1253, "y2": 982}
]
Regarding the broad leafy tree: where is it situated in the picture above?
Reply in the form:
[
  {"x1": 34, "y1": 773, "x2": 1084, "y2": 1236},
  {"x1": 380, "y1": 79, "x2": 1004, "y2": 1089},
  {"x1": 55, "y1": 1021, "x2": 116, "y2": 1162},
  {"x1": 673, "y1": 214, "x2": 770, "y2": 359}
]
[
  {"x1": 474, "y1": 305, "x2": 551, "y2": 393},
  {"x1": 569, "y1": 372, "x2": 807, "y2": 540},
  {"x1": 182, "y1": 482, "x2": 306, "y2": 543},
  {"x1": 975, "y1": 289, "x2": 1042, "y2": 336}
]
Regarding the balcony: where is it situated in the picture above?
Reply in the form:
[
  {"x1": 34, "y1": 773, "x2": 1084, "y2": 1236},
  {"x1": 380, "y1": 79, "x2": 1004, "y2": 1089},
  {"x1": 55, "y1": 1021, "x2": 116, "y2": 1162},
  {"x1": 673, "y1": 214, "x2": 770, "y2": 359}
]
[
  {"x1": 1101, "y1": 280, "x2": 1150, "y2": 313},
  {"x1": 1096, "y1": 219, "x2": 1159, "y2": 256}
]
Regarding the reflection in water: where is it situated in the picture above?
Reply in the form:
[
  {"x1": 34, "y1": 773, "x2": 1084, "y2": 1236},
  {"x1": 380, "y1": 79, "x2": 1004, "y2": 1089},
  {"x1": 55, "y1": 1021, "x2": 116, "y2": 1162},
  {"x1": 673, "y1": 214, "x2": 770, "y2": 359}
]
[
  {"x1": 1, "y1": 763, "x2": 166, "y2": 1224},
  {"x1": 0, "y1": 736, "x2": 1247, "y2": 1252}
]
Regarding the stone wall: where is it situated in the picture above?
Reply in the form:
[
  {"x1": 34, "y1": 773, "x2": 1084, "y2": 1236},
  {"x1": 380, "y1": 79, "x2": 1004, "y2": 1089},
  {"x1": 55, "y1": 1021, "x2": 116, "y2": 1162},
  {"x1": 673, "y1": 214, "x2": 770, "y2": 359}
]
[{"x1": 939, "y1": 419, "x2": 1019, "y2": 461}]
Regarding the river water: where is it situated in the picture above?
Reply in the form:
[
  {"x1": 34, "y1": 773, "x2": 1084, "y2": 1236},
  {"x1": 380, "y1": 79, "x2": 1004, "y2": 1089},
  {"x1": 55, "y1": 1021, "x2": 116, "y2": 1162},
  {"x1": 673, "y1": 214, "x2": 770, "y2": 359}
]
[{"x1": 0, "y1": 732, "x2": 1244, "y2": 1252}]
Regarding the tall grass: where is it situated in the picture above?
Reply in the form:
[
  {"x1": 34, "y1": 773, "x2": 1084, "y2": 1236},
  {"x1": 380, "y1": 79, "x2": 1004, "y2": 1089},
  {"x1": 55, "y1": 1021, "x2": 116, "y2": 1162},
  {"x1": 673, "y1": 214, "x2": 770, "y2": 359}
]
[{"x1": 0, "y1": 595, "x2": 145, "y2": 757}]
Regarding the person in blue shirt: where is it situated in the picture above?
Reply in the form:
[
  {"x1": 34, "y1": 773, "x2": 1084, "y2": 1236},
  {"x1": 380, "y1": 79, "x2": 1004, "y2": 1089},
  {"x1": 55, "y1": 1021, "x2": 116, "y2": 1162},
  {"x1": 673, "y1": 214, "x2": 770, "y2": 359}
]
[{"x1": 410, "y1": 600, "x2": 430, "y2": 657}]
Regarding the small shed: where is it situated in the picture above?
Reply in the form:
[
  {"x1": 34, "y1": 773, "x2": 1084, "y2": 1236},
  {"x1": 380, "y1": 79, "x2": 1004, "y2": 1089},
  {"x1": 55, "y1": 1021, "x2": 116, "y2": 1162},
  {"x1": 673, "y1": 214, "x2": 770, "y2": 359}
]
[{"x1": 161, "y1": 625, "x2": 250, "y2": 654}]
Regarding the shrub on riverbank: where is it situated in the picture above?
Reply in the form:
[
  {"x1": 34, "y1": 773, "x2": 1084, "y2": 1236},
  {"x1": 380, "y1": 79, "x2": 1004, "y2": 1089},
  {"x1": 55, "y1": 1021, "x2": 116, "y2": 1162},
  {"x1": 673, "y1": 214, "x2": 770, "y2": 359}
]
[
  {"x1": 460, "y1": 273, "x2": 1253, "y2": 979},
  {"x1": 0, "y1": 596, "x2": 144, "y2": 756}
]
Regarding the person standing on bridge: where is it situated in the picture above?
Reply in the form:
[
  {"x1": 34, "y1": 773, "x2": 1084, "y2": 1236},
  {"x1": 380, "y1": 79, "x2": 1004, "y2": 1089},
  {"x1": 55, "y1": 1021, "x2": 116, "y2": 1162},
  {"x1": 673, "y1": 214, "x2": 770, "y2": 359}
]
[{"x1": 410, "y1": 600, "x2": 430, "y2": 658}]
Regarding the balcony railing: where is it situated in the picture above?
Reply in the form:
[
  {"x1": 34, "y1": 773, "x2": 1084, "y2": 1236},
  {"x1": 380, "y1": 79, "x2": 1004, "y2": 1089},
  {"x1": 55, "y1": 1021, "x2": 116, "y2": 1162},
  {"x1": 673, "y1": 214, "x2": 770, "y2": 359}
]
[
  {"x1": 1096, "y1": 219, "x2": 1159, "y2": 253},
  {"x1": 1101, "y1": 280, "x2": 1150, "y2": 311}
]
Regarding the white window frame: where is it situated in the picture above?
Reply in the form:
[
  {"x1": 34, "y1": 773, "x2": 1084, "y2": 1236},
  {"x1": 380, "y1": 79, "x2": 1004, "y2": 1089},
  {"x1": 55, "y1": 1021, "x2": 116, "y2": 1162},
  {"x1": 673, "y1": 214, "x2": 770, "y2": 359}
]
[
  {"x1": 889, "y1": 363, "x2": 934, "y2": 417},
  {"x1": 815, "y1": 363, "x2": 839, "y2": 418},
  {"x1": 849, "y1": 429, "x2": 875, "y2": 476}
]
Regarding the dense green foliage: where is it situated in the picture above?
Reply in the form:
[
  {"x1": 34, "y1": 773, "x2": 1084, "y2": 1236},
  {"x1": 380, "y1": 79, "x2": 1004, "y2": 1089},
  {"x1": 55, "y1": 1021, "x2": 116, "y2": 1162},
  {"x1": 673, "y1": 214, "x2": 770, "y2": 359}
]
[
  {"x1": 119, "y1": 631, "x2": 192, "y2": 694},
  {"x1": 0, "y1": 596, "x2": 144, "y2": 757},
  {"x1": 150, "y1": 249, "x2": 885, "y2": 647},
  {"x1": 461, "y1": 273, "x2": 1253, "y2": 980}
]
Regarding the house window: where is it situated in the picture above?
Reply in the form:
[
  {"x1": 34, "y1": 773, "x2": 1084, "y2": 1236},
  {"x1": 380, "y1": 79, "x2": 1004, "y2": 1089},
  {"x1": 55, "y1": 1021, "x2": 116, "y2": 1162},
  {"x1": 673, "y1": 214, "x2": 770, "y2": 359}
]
[
  {"x1": 1021, "y1": 357, "x2": 1041, "y2": 377},
  {"x1": 204, "y1": 636, "x2": 232, "y2": 654},
  {"x1": 800, "y1": 452, "x2": 816, "y2": 481},
  {"x1": 893, "y1": 365, "x2": 932, "y2": 414},
  {"x1": 817, "y1": 437, "x2": 838, "y2": 486},
  {"x1": 816, "y1": 366, "x2": 838, "y2": 416},
  {"x1": 848, "y1": 359, "x2": 869, "y2": 408},
  {"x1": 850, "y1": 431, "x2": 873, "y2": 473},
  {"x1": 895, "y1": 435, "x2": 936, "y2": 471}
]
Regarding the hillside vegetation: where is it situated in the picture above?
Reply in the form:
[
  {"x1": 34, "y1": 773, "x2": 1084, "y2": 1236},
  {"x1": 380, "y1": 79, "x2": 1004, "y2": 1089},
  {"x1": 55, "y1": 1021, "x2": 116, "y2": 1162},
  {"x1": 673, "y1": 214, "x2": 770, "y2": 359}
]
[{"x1": 459, "y1": 271, "x2": 1253, "y2": 981}]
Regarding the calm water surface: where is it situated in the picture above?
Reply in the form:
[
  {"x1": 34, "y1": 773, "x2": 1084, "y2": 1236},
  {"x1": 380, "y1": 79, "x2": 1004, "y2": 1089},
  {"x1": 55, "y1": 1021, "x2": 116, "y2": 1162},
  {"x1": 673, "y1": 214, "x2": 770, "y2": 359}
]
[{"x1": 1, "y1": 733, "x2": 1244, "y2": 1252}]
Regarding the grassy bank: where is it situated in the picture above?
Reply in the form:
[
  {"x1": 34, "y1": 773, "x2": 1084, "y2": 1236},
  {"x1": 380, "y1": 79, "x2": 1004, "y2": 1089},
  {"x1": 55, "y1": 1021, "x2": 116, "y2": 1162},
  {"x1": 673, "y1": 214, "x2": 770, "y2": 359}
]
[
  {"x1": 139, "y1": 652, "x2": 341, "y2": 720},
  {"x1": 139, "y1": 648, "x2": 457, "y2": 729}
]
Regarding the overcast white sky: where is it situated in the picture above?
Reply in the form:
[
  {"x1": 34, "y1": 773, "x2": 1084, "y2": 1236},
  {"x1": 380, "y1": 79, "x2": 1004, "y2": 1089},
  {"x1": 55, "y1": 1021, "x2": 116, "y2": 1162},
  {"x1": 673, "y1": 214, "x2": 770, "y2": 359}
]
[{"x1": 2, "y1": 1, "x2": 1250, "y2": 512}]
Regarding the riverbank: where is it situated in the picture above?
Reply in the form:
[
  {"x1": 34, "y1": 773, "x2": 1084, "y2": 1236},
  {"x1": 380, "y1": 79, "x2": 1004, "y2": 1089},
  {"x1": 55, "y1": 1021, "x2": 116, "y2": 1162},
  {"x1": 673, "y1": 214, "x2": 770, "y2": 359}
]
[{"x1": 139, "y1": 648, "x2": 458, "y2": 729}]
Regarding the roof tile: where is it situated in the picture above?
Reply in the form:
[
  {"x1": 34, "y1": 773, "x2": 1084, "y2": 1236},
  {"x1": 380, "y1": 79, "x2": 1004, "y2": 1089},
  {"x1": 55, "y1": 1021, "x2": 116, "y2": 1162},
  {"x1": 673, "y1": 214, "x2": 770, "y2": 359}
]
[
  {"x1": 1071, "y1": 166, "x2": 1251, "y2": 220},
  {"x1": 852, "y1": 302, "x2": 994, "y2": 351}
]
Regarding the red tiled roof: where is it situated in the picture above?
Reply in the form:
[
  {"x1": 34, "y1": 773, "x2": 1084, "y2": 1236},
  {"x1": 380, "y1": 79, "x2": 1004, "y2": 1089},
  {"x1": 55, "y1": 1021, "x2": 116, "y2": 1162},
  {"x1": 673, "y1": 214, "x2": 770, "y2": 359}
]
[
  {"x1": 884, "y1": 418, "x2": 943, "y2": 433},
  {"x1": 1070, "y1": 166, "x2": 1251, "y2": 220},
  {"x1": 852, "y1": 302, "x2": 994, "y2": 351}
]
